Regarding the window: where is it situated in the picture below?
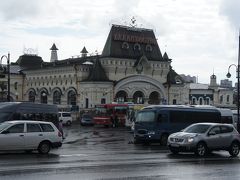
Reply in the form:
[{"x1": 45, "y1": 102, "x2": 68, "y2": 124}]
[
  {"x1": 53, "y1": 91, "x2": 61, "y2": 105},
  {"x1": 227, "y1": 95, "x2": 230, "y2": 103},
  {"x1": 199, "y1": 97, "x2": 203, "y2": 105},
  {"x1": 220, "y1": 95, "x2": 223, "y2": 104},
  {"x1": 41, "y1": 92, "x2": 48, "y2": 104},
  {"x1": 67, "y1": 90, "x2": 76, "y2": 105},
  {"x1": 221, "y1": 116, "x2": 233, "y2": 124},
  {"x1": 122, "y1": 42, "x2": 129, "y2": 49},
  {"x1": 27, "y1": 123, "x2": 41, "y2": 132},
  {"x1": 173, "y1": 99, "x2": 177, "y2": 105},
  {"x1": 101, "y1": 98, "x2": 106, "y2": 104},
  {"x1": 209, "y1": 126, "x2": 221, "y2": 135},
  {"x1": 206, "y1": 97, "x2": 210, "y2": 105},
  {"x1": 134, "y1": 43, "x2": 141, "y2": 51},
  {"x1": 220, "y1": 125, "x2": 233, "y2": 133},
  {"x1": 136, "y1": 111, "x2": 155, "y2": 122},
  {"x1": 62, "y1": 113, "x2": 71, "y2": 117},
  {"x1": 6, "y1": 124, "x2": 24, "y2": 133},
  {"x1": 170, "y1": 111, "x2": 185, "y2": 123},
  {"x1": 14, "y1": 82, "x2": 18, "y2": 90},
  {"x1": 40, "y1": 123, "x2": 54, "y2": 132},
  {"x1": 146, "y1": 44, "x2": 152, "y2": 52},
  {"x1": 158, "y1": 114, "x2": 168, "y2": 123}
]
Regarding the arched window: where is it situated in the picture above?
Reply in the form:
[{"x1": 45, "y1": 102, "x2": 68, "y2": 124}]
[
  {"x1": 199, "y1": 97, "x2": 203, "y2": 105},
  {"x1": 68, "y1": 90, "x2": 76, "y2": 105},
  {"x1": 40, "y1": 91, "x2": 47, "y2": 104},
  {"x1": 134, "y1": 43, "x2": 141, "y2": 51},
  {"x1": 191, "y1": 97, "x2": 196, "y2": 105},
  {"x1": 122, "y1": 42, "x2": 129, "y2": 49},
  {"x1": 53, "y1": 91, "x2": 61, "y2": 105},
  {"x1": 205, "y1": 97, "x2": 210, "y2": 105},
  {"x1": 148, "y1": 91, "x2": 160, "y2": 104},
  {"x1": 146, "y1": 44, "x2": 153, "y2": 52},
  {"x1": 115, "y1": 91, "x2": 128, "y2": 103},
  {"x1": 133, "y1": 91, "x2": 144, "y2": 104},
  {"x1": 28, "y1": 91, "x2": 35, "y2": 102}
]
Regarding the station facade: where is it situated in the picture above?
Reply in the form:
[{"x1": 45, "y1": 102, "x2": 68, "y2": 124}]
[{"x1": 0, "y1": 23, "x2": 235, "y2": 110}]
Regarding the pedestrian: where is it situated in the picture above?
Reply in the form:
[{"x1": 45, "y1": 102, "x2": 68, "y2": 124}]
[
  {"x1": 59, "y1": 120, "x2": 64, "y2": 139},
  {"x1": 114, "y1": 115, "x2": 118, "y2": 127}
]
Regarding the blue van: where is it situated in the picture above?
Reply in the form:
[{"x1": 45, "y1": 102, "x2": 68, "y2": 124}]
[{"x1": 133, "y1": 105, "x2": 224, "y2": 145}]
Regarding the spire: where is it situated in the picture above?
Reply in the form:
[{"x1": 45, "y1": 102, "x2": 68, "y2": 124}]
[
  {"x1": 81, "y1": 46, "x2": 88, "y2": 57},
  {"x1": 163, "y1": 52, "x2": 172, "y2": 61},
  {"x1": 84, "y1": 56, "x2": 110, "y2": 81},
  {"x1": 50, "y1": 43, "x2": 58, "y2": 62}
]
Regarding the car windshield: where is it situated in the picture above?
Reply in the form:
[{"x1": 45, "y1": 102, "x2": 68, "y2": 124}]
[
  {"x1": 0, "y1": 122, "x2": 11, "y2": 132},
  {"x1": 135, "y1": 111, "x2": 155, "y2": 122},
  {"x1": 183, "y1": 124, "x2": 211, "y2": 134},
  {"x1": 83, "y1": 114, "x2": 92, "y2": 118}
]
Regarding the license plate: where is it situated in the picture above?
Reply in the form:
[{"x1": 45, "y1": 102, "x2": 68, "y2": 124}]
[{"x1": 171, "y1": 143, "x2": 180, "y2": 147}]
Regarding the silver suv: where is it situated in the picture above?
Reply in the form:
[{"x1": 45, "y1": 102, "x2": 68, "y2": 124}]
[{"x1": 167, "y1": 123, "x2": 240, "y2": 157}]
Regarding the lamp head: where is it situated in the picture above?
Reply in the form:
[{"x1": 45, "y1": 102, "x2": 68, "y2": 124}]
[{"x1": 226, "y1": 72, "x2": 231, "y2": 78}]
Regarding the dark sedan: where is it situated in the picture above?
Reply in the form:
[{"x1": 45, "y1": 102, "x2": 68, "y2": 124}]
[{"x1": 80, "y1": 114, "x2": 94, "y2": 126}]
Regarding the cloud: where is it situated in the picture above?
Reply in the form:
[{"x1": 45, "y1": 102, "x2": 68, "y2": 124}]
[
  {"x1": 219, "y1": 0, "x2": 240, "y2": 29},
  {"x1": 0, "y1": 0, "x2": 42, "y2": 20}
]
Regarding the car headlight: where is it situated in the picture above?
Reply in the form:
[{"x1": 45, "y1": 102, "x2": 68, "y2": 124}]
[{"x1": 187, "y1": 137, "x2": 194, "y2": 143}]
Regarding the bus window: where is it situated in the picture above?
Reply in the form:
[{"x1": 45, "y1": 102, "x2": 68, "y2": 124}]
[
  {"x1": 0, "y1": 112, "x2": 12, "y2": 123},
  {"x1": 136, "y1": 111, "x2": 155, "y2": 122},
  {"x1": 95, "y1": 106, "x2": 107, "y2": 115},
  {"x1": 157, "y1": 114, "x2": 168, "y2": 123},
  {"x1": 170, "y1": 111, "x2": 185, "y2": 123},
  {"x1": 115, "y1": 106, "x2": 127, "y2": 114},
  {"x1": 221, "y1": 116, "x2": 233, "y2": 124}
]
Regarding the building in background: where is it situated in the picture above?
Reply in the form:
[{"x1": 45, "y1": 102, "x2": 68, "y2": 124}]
[{"x1": 0, "y1": 21, "x2": 236, "y2": 110}]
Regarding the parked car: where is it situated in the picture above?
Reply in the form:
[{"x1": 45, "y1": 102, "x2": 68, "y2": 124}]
[
  {"x1": 58, "y1": 112, "x2": 73, "y2": 126},
  {"x1": 167, "y1": 123, "x2": 240, "y2": 157},
  {"x1": 0, "y1": 120, "x2": 62, "y2": 154},
  {"x1": 80, "y1": 114, "x2": 94, "y2": 126}
]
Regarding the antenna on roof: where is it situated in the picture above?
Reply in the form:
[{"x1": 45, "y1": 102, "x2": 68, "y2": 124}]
[{"x1": 130, "y1": 16, "x2": 137, "y2": 27}]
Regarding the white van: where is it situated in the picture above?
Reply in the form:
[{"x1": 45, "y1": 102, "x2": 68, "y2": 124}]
[{"x1": 58, "y1": 112, "x2": 73, "y2": 126}]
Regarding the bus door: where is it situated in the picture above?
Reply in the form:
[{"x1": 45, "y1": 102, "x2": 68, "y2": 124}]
[{"x1": 114, "y1": 106, "x2": 128, "y2": 126}]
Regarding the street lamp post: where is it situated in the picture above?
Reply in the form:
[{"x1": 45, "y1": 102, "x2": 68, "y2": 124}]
[
  {"x1": 226, "y1": 34, "x2": 240, "y2": 133},
  {"x1": 0, "y1": 53, "x2": 10, "y2": 102},
  {"x1": 226, "y1": 64, "x2": 240, "y2": 132}
]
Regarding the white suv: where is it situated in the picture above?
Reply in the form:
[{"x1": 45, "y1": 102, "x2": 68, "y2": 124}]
[
  {"x1": 0, "y1": 120, "x2": 62, "y2": 154},
  {"x1": 58, "y1": 112, "x2": 73, "y2": 126}
]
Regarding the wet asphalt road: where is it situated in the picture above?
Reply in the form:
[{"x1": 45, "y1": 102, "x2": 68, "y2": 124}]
[{"x1": 0, "y1": 123, "x2": 240, "y2": 180}]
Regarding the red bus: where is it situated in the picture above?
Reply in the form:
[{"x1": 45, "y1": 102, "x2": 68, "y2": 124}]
[{"x1": 94, "y1": 104, "x2": 129, "y2": 127}]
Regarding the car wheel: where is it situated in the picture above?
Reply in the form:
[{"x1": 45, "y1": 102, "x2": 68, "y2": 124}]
[
  {"x1": 66, "y1": 121, "x2": 72, "y2": 126},
  {"x1": 229, "y1": 142, "x2": 240, "y2": 157},
  {"x1": 38, "y1": 141, "x2": 51, "y2": 154},
  {"x1": 195, "y1": 142, "x2": 207, "y2": 157},
  {"x1": 160, "y1": 134, "x2": 169, "y2": 146}
]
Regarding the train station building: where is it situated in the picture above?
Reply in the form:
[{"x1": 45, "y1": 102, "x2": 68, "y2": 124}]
[{"x1": 0, "y1": 22, "x2": 235, "y2": 110}]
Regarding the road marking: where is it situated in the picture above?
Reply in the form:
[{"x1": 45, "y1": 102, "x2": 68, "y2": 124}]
[{"x1": 60, "y1": 154, "x2": 88, "y2": 157}]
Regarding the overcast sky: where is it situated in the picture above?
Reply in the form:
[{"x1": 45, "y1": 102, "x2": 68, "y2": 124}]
[{"x1": 0, "y1": 0, "x2": 240, "y2": 84}]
